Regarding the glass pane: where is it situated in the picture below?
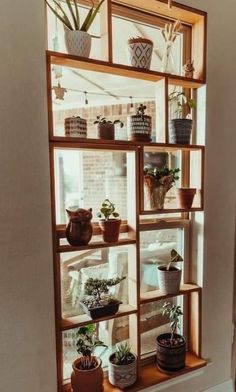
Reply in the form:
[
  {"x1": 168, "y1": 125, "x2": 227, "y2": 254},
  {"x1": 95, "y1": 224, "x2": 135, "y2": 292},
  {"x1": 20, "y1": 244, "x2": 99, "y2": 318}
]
[
  {"x1": 61, "y1": 245, "x2": 136, "y2": 319},
  {"x1": 140, "y1": 228, "x2": 184, "y2": 294},
  {"x1": 63, "y1": 314, "x2": 137, "y2": 381}
]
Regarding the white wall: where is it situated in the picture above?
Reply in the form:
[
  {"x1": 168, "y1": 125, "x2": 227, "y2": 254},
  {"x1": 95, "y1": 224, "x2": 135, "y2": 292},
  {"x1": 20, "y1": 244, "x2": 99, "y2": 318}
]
[{"x1": 0, "y1": 0, "x2": 235, "y2": 392}]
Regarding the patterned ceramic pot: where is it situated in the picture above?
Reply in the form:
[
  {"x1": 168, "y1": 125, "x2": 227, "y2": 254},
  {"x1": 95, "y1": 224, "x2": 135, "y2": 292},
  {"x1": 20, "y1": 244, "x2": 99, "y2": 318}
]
[
  {"x1": 108, "y1": 353, "x2": 137, "y2": 389},
  {"x1": 129, "y1": 114, "x2": 152, "y2": 141},
  {"x1": 156, "y1": 333, "x2": 186, "y2": 372},
  {"x1": 169, "y1": 119, "x2": 193, "y2": 144},
  {"x1": 64, "y1": 116, "x2": 87, "y2": 138},
  {"x1": 157, "y1": 265, "x2": 182, "y2": 295},
  {"x1": 127, "y1": 38, "x2": 153, "y2": 69},
  {"x1": 64, "y1": 30, "x2": 91, "y2": 57},
  {"x1": 71, "y1": 357, "x2": 103, "y2": 392}
]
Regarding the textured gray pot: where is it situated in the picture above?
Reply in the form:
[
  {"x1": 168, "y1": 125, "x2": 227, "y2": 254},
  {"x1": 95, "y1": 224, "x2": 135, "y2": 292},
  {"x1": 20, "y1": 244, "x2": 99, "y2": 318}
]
[
  {"x1": 108, "y1": 353, "x2": 137, "y2": 388},
  {"x1": 169, "y1": 119, "x2": 193, "y2": 144},
  {"x1": 157, "y1": 265, "x2": 182, "y2": 295}
]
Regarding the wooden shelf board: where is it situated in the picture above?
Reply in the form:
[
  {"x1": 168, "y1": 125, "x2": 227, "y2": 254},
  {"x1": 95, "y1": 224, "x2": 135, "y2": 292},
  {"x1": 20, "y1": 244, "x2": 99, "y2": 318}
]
[
  {"x1": 50, "y1": 136, "x2": 205, "y2": 151},
  {"x1": 140, "y1": 208, "x2": 203, "y2": 215},
  {"x1": 58, "y1": 238, "x2": 136, "y2": 253},
  {"x1": 61, "y1": 304, "x2": 137, "y2": 330},
  {"x1": 63, "y1": 352, "x2": 207, "y2": 392},
  {"x1": 47, "y1": 51, "x2": 204, "y2": 88},
  {"x1": 140, "y1": 284, "x2": 201, "y2": 304}
]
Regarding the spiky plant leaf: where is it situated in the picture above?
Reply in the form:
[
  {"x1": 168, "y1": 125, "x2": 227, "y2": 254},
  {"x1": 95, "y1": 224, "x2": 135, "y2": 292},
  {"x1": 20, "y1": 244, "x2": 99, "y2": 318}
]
[
  {"x1": 65, "y1": 0, "x2": 79, "y2": 30},
  {"x1": 45, "y1": 0, "x2": 73, "y2": 30}
]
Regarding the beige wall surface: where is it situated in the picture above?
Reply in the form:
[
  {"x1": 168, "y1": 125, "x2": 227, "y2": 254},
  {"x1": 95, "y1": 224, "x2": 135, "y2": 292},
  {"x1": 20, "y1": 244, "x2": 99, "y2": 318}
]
[{"x1": 0, "y1": 0, "x2": 236, "y2": 392}]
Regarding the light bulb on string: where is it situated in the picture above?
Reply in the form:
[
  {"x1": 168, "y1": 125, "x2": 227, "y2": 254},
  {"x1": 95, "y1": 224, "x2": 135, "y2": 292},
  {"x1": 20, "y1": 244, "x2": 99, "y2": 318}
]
[{"x1": 84, "y1": 91, "x2": 89, "y2": 105}]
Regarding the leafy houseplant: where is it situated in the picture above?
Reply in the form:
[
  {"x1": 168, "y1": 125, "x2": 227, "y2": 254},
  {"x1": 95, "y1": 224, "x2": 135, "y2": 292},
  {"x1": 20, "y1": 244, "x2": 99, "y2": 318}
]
[
  {"x1": 129, "y1": 104, "x2": 152, "y2": 142},
  {"x1": 71, "y1": 324, "x2": 107, "y2": 392},
  {"x1": 45, "y1": 0, "x2": 105, "y2": 57},
  {"x1": 97, "y1": 199, "x2": 121, "y2": 242},
  {"x1": 108, "y1": 343, "x2": 137, "y2": 388},
  {"x1": 156, "y1": 302, "x2": 186, "y2": 372},
  {"x1": 94, "y1": 116, "x2": 124, "y2": 140},
  {"x1": 157, "y1": 249, "x2": 183, "y2": 295},
  {"x1": 144, "y1": 167, "x2": 180, "y2": 210},
  {"x1": 169, "y1": 91, "x2": 196, "y2": 144},
  {"x1": 81, "y1": 277, "x2": 125, "y2": 319},
  {"x1": 128, "y1": 36, "x2": 153, "y2": 69}
]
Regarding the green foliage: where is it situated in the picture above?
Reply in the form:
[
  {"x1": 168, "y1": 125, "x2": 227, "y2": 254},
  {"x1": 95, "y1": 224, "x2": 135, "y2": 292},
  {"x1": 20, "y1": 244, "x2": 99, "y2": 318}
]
[
  {"x1": 114, "y1": 342, "x2": 133, "y2": 365},
  {"x1": 97, "y1": 199, "x2": 120, "y2": 221},
  {"x1": 94, "y1": 116, "x2": 124, "y2": 128},
  {"x1": 76, "y1": 324, "x2": 107, "y2": 357},
  {"x1": 136, "y1": 104, "x2": 147, "y2": 118},
  {"x1": 84, "y1": 277, "x2": 125, "y2": 299},
  {"x1": 144, "y1": 167, "x2": 180, "y2": 182},
  {"x1": 45, "y1": 0, "x2": 105, "y2": 31},
  {"x1": 167, "y1": 249, "x2": 183, "y2": 270},
  {"x1": 169, "y1": 91, "x2": 196, "y2": 119},
  {"x1": 162, "y1": 302, "x2": 183, "y2": 344}
]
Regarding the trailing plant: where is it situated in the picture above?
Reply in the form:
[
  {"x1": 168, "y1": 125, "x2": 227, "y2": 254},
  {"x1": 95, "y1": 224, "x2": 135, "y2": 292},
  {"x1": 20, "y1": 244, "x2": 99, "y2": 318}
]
[
  {"x1": 94, "y1": 116, "x2": 124, "y2": 128},
  {"x1": 75, "y1": 324, "x2": 107, "y2": 370},
  {"x1": 162, "y1": 302, "x2": 183, "y2": 345},
  {"x1": 166, "y1": 249, "x2": 183, "y2": 270},
  {"x1": 82, "y1": 277, "x2": 126, "y2": 308},
  {"x1": 169, "y1": 90, "x2": 196, "y2": 119},
  {"x1": 97, "y1": 199, "x2": 120, "y2": 221},
  {"x1": 112, "y1": 342, "x2": 135, "y2": 365},
  {"x1": 45, "y1": 0, "x2": 105, "y2": 32}
]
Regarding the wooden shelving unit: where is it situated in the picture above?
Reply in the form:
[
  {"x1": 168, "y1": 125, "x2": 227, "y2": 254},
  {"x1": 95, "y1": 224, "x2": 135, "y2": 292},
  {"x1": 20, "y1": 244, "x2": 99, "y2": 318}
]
[{"x1": 46, "y1": 0, "x2": 207, "y2": 390}]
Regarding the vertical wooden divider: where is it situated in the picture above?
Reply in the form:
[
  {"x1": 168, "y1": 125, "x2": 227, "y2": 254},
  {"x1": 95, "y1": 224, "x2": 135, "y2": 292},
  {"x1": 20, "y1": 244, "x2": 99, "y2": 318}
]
[
  {"x1": 100, "y1": 0, "x2": 111, "y2": 62},
  {"x1": 46, "y1": 53, "x2": 53, "y2": 140},
  {"x1": 107, "y1": 0, "x2": 113, "y2": 63},
  {"x1": 188, "y1": 289, "x2": 202, "y2": 357}
]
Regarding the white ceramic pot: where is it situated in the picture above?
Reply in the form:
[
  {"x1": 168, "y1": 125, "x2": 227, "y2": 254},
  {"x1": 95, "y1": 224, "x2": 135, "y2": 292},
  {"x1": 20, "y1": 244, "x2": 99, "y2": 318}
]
[
  {"x1": 108, "y1": 353, "x2": 137, "y2": 389},
  {"x1": 157, "y1": 265, "x2": 182, "y2": 295},
  {"x1": 127, "y1": 38, "x2": 153, "y2": 69},
  {"x1": 64, "y1": 30, "x2": 92, "y2": 57}
]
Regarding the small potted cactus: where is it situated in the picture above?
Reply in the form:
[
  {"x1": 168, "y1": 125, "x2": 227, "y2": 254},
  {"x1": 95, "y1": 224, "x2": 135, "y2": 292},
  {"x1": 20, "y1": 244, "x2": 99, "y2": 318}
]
[
  {"x1": 157, "y1": 249, "x2": 183, "y2": 295},
  {"x1": 129, "y1": 104, "x2": 152, "y2": 142},
  {"x1": 94, "y1": 116, "x2": 124, "y2": 140},
  {"x1": 128, "y1": 36, "x2": 153, "y2": 69},
  {"x1": 80, "y1": 277, "x2": 125, "y2": 319},
  {"x1": 71, "y1": 324, "x2": 107, "y2": 392},
  {"x1": 97, "y1": 199, "x2": 121, "y2": 243},
  {"x1": 144, "y1": 167, "x2": 180, "y2": 210},
  {"x1": 108, "y1": 343, "x2": 137, "y2": 388},
  {"x1": 156, "y1": 302, "x2": 186, "y2": 372}
]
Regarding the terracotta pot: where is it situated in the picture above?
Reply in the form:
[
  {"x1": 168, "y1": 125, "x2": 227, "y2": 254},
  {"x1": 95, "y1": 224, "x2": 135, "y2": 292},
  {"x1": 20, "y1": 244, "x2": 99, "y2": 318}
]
[
  {"x1": 169, "y1": 119, "x2": 193, "y2": 144},
  {"x1": 157, "y1": 265, "x2": 182, "y2": 295},
  {"x1": 156, "y1": 333, "x2": 186, "y2": 372},
  {"x1": 129, "y1": 114, "x2": 152, "y2": 141},
  {"x1": 80, "y1": 300, "x2": 122, "y2": 320},
  {"x1": 176, "y1": 188, "x2": 196, "y2": 209},
  {"x1": 64, "y1": 30, "x2": 92, "y2": 57},
  {"x1": 127, "y1": 37, "x2": 153, "y2": 69},
  {"x1": 99, "y1": 219, "x2": 121, "y2": 243},
  {"x1": 108, "y1": 353, "x2": 137, "y2": 388},
  {"x1": 71, "y1": 357, "x2": 103, "y2": 392},
  {"x1": 97, "y1": 123, "x2": 115, "y2": 140}
]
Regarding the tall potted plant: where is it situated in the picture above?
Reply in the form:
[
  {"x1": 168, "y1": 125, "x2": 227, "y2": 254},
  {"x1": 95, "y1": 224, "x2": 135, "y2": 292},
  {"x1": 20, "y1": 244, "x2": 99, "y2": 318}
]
[
  {"x1": 169, "y1": 91, "x2": 196, "y2": 144},
  {"x1": 108, "y1": 343, "x2": 137, "y2": 388},
  {"x1": 80, "y1": 277, "x2": 125, "y2": 319},
  {"x1": 144, "y1": 167, "x2": 180, "y2": 210},
  {"x1": 71, "y1": 324, "x2": 107, "y2": 392},
  {"x1": 157, "y1": 249, "x2": 183, "y2": 295},
  {"x1": 156, "y1": 302, "x2": 186, "y2": 372},
  {"x1": 94, "y1": 116, "x2": 124, "y2": 140},
  {"x1": 45, "y1": 0, "x2": 105, "y2": 57},
  {"x1": 97, "y1": 199, "x2": 121, "y2": 242}
]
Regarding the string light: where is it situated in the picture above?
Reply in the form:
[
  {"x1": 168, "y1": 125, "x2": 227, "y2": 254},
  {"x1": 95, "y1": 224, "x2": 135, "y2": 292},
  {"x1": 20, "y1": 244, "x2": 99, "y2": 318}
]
[
  {"x1": 84, "y1": 91, "x2": 88, "y2": 105},
  {"x1": 130, "y1": 96, "x2": 134, "y2": 108}
]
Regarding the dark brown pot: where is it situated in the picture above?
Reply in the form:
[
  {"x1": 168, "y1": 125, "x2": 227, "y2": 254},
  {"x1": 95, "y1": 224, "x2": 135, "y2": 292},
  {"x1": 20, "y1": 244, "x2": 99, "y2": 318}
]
[
  {"x1": 169, "y1": 119, "x2": 193, "y2": 145},
  {"x1": 176, "y1": 188, "x2": 196, "y2": 209},
  {"x1": 99, "y1": 219, "x2": 121, "y2": 243},
  {"x1": 65, "y1": 208, "x2": 93, "y2": 246},
  {"x1": 98, "y1": 123, "x2": 115, "y2": 140},
  {"x1": 156, "y1": 333, "x2": 186, "y2": 372},
  {"x1": 71, "y1": 357, "x2": 103, "y2": 392},
  {"x1": 80, "y1": 300, "x2": 122, "y2": 320}
]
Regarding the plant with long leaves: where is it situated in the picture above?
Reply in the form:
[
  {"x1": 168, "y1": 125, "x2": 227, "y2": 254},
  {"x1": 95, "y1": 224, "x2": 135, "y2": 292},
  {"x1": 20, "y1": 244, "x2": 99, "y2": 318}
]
[
  {"x1": 113, "y1": 342, "x2": 134, "y2": 365},
  {"x1": 94, "y1": 116, "x2": 124, "y2": 128},
  {"x1": 166, "y1": 249, "x2": 183, "y2": 270},
  {"x1": 162, "y1": 302, "x2": 183, "y2": 345},
  {"x1": 97, "y1": 199, "x2": 120, "y2": 221},
  {"x1": 169, "y1": 90, "x2": 196, "y2": 119},
  {"x1": 45, "y1": 0, "x2": 105, "y2": 32}
]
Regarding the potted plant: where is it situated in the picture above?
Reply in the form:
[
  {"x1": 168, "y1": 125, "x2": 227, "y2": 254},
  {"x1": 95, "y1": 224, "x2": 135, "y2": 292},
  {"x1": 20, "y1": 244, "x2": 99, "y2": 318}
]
[
  {"x1": 169, "y1": 91, "x2": 196, "y2": 144},
  {"x1": 129, "y1": 104, "x2": 152, "y2": 142},
  {"x1": 71, "y1": 324, "x2": 107, "y2": 392},
  {"x1": 144, "y1": 167, "x2": 180, "y2": 210},
  {"x1": 156, "y1": 302, "x2": 186, "y2": 372},
  {"x1": 45, "y1": 0, "x2": 105, "y2": 57},
  {"x1": 65, "y1": 115, "x2": 87, "y2": 138},
  {"x1": 157, "y1": 249, "x2": 183, "y2": 295},
  {"x1": 128, "y1": 36, "x2": 153, "y2": 69},
  {"x1": 176, "y1": 187, "x2": 196, "y2": 209},
  {"x1": 108, "y1": 343, "x2": 137, "y2": 388},
  {"x1": 94, "y1": 116, "x2": 124, "y2": 140},
  {"x1": 97, "y1": 199, "x2": 121, "y2": 242},
  {"x1": 80, "y1": 276, "x2": 126, "y2": 319}
]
